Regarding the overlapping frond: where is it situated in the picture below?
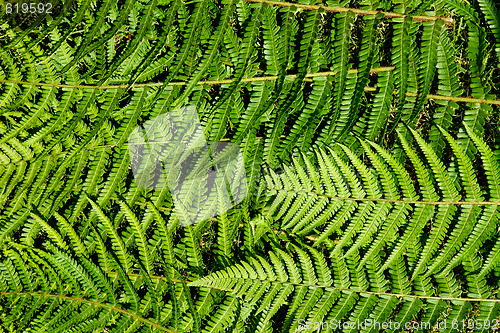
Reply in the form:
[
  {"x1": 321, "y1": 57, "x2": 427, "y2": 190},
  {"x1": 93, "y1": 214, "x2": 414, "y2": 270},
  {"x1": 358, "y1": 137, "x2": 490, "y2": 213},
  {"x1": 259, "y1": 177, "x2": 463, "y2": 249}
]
[
  {"x1": 260, "y1": 126, "x2": 500, "y2": 284},
  {"x1": 1, "y1": 0, "x2": 500, "y2": 331}
]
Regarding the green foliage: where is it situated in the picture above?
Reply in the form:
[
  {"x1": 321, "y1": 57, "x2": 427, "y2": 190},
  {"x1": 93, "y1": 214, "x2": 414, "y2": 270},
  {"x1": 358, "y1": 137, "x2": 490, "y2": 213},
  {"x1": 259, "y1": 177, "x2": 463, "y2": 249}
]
[{"x1": 0, "y1": 0, "x2": 500, "y2": 331}]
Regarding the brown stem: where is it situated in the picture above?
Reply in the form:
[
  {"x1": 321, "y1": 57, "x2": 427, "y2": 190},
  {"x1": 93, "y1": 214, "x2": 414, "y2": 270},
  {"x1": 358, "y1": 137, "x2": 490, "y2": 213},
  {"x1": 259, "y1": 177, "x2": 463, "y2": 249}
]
[{"x1": 244, "y1": 0, "x2": 454, "y2": 24}]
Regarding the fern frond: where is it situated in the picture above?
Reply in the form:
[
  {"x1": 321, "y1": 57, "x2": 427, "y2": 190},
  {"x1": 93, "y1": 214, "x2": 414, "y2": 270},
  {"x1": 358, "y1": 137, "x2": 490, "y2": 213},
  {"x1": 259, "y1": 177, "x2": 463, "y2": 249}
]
[
  {"x1": 2, "y1": 0, "x2": 500, "y2": 330},
  {"x1": 477, "y1": 0, "x2": 500, "y2": 60}
]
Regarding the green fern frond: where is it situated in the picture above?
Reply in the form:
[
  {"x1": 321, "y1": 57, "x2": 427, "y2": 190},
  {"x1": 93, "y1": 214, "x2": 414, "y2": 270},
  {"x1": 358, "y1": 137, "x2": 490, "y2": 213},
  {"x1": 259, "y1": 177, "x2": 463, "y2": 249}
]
[{"x1": 1, "y1": 0, "x2": 500, "y2": 331}]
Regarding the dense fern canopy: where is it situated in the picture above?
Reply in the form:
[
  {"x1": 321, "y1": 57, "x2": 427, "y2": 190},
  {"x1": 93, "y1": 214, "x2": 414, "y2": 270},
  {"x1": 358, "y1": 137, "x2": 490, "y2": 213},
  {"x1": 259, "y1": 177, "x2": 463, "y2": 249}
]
[{"x1": 1, "y1": 0, "x2": 500, "y2": 331}]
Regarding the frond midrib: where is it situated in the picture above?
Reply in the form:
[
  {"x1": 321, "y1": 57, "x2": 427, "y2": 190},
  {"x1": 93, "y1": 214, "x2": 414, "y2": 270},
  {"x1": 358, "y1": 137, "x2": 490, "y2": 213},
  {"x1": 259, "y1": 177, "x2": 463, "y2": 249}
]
[
  {"x1": 0, "y1": 291, "x2": 175, "y2": 332},
  {"x1": 266, "y1": 186, "x2": 500, "y2": 206},
  {"x1": 188, "y1": 274, "x2": 500, "y2": 304}
]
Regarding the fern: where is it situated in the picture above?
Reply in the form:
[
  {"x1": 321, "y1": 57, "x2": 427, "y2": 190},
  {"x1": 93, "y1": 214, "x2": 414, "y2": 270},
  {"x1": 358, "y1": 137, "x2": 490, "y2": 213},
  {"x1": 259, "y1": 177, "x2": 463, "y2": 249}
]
[
  {"x1": 1, "y1": 0, "x2": 500, "y2": 331},
  {"x1": 195, "y1": 127, "x2": 500, "y2": 330}
]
